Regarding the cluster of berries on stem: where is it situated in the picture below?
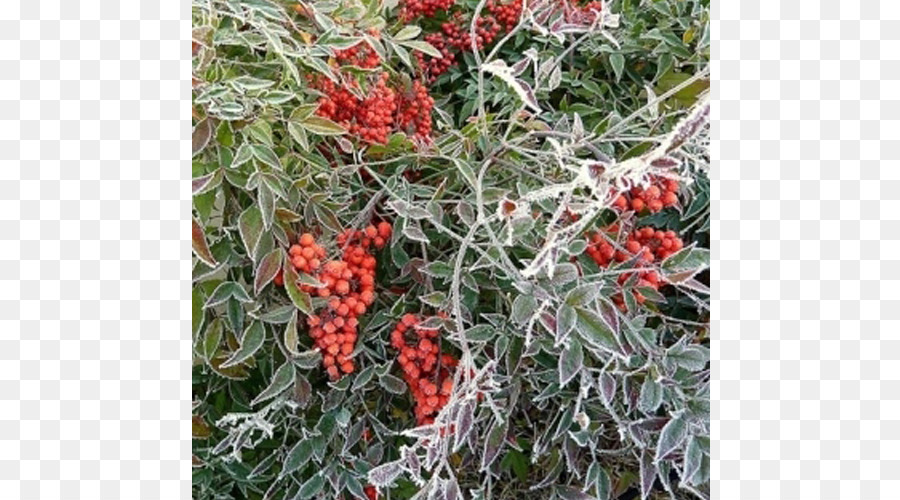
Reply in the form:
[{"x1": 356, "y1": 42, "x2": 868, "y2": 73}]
[
  {"x1": 275, "y1": 223, "x2": 392, "y2": 379},
  {"x1": 411, "y1": 0, "x2": 523, "y2": 83},
  {"x1": 390, "y1": 313, "x2": 459, "y2": 425},
  {"x1": 400, "y1": 0, "x2": 456, "y2": 20},
  {"x1": 586, "y1": 224, "x2": 684, "y2": 308},
  {"x1": 313, "y1": 71, "x2": 435, "y2": 144},
  {"x1": 610, "y1": 176, "x2": 680, "y2": 214}
]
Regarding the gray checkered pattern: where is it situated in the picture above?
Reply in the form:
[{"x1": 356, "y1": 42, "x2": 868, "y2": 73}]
[
  {"x1": 1, "y1": 0, "x2": 897, "y2": 498},
  {"x1": 0, "y1": 1, "x2": 187, "y2": 499},
  {"x1": 716, "y1": 1, "x2": 898, "y2": 500}
]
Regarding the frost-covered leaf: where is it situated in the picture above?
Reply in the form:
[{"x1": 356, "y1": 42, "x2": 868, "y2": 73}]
[
  {"x1": 220, "y1": 321, "x2": 265, "y2": 368},
  {"x1": 251, "y1": 361, "x2": 295, "y2": 405},
  {"x1": 574, "y1": 307, "x2": 622, "y2": 357},
  {"x1": 192, "y1": 218, "x2": 217, "y2": 267},
  {"x1": 655, "y1": 413, "x2": 688, "y2": 462},
  {"x1": 559, "y1": 338, "x2": 583, "y2": 387},
  {"x1": 368, "y1": 459, "x2": 405, "y2": 488}
]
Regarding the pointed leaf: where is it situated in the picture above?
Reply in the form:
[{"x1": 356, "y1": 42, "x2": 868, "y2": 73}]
[
  {"x1": 204, "y1": 281, "x2": 252, "y2": 308},
  {"x1": 640, "y1": 449, "x2": 656, "y2": 500},
  {"x1": 251, "y1": 361, "x2": 295, "y2": 406},
  {"x1": 283, "y1": 261, "x2": 314, "y2": 315},
  {"x1": 368, "y1": 459, "x2": 405, "y2": 488},
  {"x1": 559, "y1": 337, "x2": 583, "y2": 387},
  {"x1": 655, "y1": 413, "x2": 688, "y2": 462},
  {"x1": 192, "y1": 169, "x2": 223, "y2": 196},
  {"x1": 574, "y1": 307, "x2": 622, "y2": 357},
  {"x1": 238, "y1": 206, "x2": 264, "y2": 258},
  {"x1": 281, "y1": 439, "x2": 315, "y2": 478},
  {"x1": 254, "y1": 248, "x2": 283, "y2": 294},
  {"x1": 638, "y1": 377, "x2": 663, "y2": 414},
  {"x1": 192, "y1": 218, "x2": 217, "y2": 267},
  {"x1": 300, "y1": 115, "x2": 347, "y2": 135},
  {"x1": 192, "y1": 118, "x2": 213, "y2": 157},
  {"x1": 220, "y1": 321, "x2": 265, "y2": 368}
]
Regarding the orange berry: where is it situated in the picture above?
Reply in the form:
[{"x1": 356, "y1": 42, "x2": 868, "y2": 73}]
[
  {"x1": 299, "y1": 233, "x2": 315, "y2": 246},
  {"x1": 378, "y1": 221, "x2": 392, "y2": 238},
  {"x1": 365, "y1": 225, "x2": 378, "y2": 238},
  {"x1": 341, "y1": 361, "x2": 354, "y2": 373}
]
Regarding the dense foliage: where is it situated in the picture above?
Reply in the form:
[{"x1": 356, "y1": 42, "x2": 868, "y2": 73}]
[{"x1": 191, "y1": 0, "x2": 710, "y2": 499}]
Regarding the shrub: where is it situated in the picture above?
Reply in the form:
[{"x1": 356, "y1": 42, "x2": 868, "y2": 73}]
[{"x1": 192, "y1": 0, "x2": 710, "y2": 499}]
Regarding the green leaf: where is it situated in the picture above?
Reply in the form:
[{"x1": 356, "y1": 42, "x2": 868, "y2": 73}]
[
  {"x1": 246, "y1": 119, "x2": 274, "y2": 146},
  {"x1": 419, "y1": 291, "x2": 447, "y2": 307},
  {"x1": 655, "y1": 413, "x2": 688, "y2": 462},
  {"x1": 610, "y1": 53, "x2": 625, "y2": 83},
  {"x1": 192, "y1": 118, "x2": 212, "y2": 157},
  {"x1": 283, "y1": 261, "x2": 314, "y2": 315},
  {"x1": 250, "y1": 144, "x2": 282, "y2": 169},
  {"x1": 556, "y1": 305, "x2": 576, "y2": 339},
  {"x1": 402, "y1": 224, "x2": 429, "y2": 243},
  {"x1": 379, "y1": 373, "x2": 406, "y2": 394},
  {"x1": 238, "y1": 206, "x2": 264, "y2": 258},
  {"x1": 192, "y1": 287, "x2": 205, "y2": 341},
  {"x1": 192, "y1": 218, "x2": 217, "y2": 267},
  {"x1": 254, "y1": 248, "x2": 282, "y2": 294},
  {"x1": 204, "y1": 281, "x2": 252, "y2": 308},
  {"x1": 283, "y1": 311, "x2": 301, "y2": 357},
  {"x1": 251, "y1": 361, "x2": 295, "y2": 406},
  {"x1": 638, "y1": 377, "x2": 663, "y2": 414},
  {"x1": 295, "y1": 474, "x2": 325, "y2": 500},
  {"x1": 565, "y1": 283, "x2": 599, "y2": 307},
  {"x1": 574, "y1": 307, "x2": 621, "y2": 357},
  {"x1": 399, "y1": 40, "x2": 442, "y2": 58},
  {"x1": 232, "y1": 142, "x2": 253, "y2": 168},
  {"x1": 300, "y1": 115, "x2": 347, "y2": 135},
  {"x1": 667, "y1": 344, "x2": 709, "y2": 371},
  {"x1": 258, "y1": 182, "x2": 275, "y2": 231},
  {"x1": 192, "y1": 169, "x2": 223, "y2": 196},
  {"x1": 559, "y1": 337, "x2": 583, "y2": 387},
  {"x1": 511, "y1": 294, "x2": 536, "y2": 325},
  {"x1": 201, "y1": 318, "x2": 223, "y2": 361},
  {"x1": 281, "y1": 439, "x2": 315, "y2": 478},
  {"x1": 220, "y1": 321, "x2": 265, "y2": 368},
  {"x1": 394, "y1": 25, "x2": 421, "y2": 41}
]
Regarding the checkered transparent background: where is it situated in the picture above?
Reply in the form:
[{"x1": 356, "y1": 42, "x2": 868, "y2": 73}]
[
  {"x1": 716, "y1": 1, "x2": 900, "y2": 499},
  {"x1": 0, "y1": 0, "x2": 895, "y2": 499},
  {"x1": 0, "y1": 1, "x2": 188, "y2": 499}
]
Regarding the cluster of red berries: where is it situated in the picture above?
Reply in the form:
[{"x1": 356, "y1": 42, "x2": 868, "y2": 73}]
[
  {"x1": 275, "y1": 224, "x2": 392, "y2": 379},
  {"x1": 586, "y1": 225, "x2": 684, "y2": 308},
  {"x1": 313, "y1": 72, "x2": 434, "y2": 144},
  {"x1": 610, "y1": 176, "x2": 680, "y2": 213},
  {"x1": 315, "y1": 72, "x2": 398, "y2": 145},
  {"x1": 560, "y1": 0, "x2": 603, "y2": 24},
  {"x1": 390, "y1": 314, "x2": 459, "y2": 425},
  {"x1": 334, "y1": 42, "x2": 381, "y2": 69},
  {"x1": 396, "y1": 80, "x2": 435, "y2": 139},
  {"x1": 400, "y1": 0, "x2": 455, "y2": 20},
  {"x1": 487, "y1": 0, "x2": 524, "y2": 31},
  {"x1": 414, "y1": 1, "x2": 522, "y2": 83}
]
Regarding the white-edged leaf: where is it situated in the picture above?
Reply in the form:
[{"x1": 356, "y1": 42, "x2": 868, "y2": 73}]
[
  {"x1": 204, "y1": 281, "x2": 252, "y2": 308},
  {"x1": 251, "y1": 361, "x2": 295, "y2": 405},
  {"x1": 221, "y1": 321, "x2": 265, "y2": 368},
  {"x1": 281, "y1": 439, "x2": 315, "y2": 478},
  {"x1": 368, "y1": 459, "x2": 405, "y2": 488},
  {"x1": 238, "y1": 206, "x2": 264, "y2": 258},
  {"x1": 638, "y1": 377, "x2": 663, "y2": 414},
  {"x1": 192, "y1": 218, "x2": 218, "y2": 267},
  {"x1": 394, "y1": 25, "x2": 421, "y2": 41},
  {"x1": 655, "y1": 413, "x2": 688, "y2": 462},
  {"x1": 254, "y1": 248, "x2": 282, "y2": 294},
  {"x1": 574, "y1": 307, "x2": 622, "y2": 357},
  {"x1": 559, "y1": 337, "x2": 583, "y2": 387},
  {"x1": 399, "y1": 40, "x2": 442, "y2": 58}
]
